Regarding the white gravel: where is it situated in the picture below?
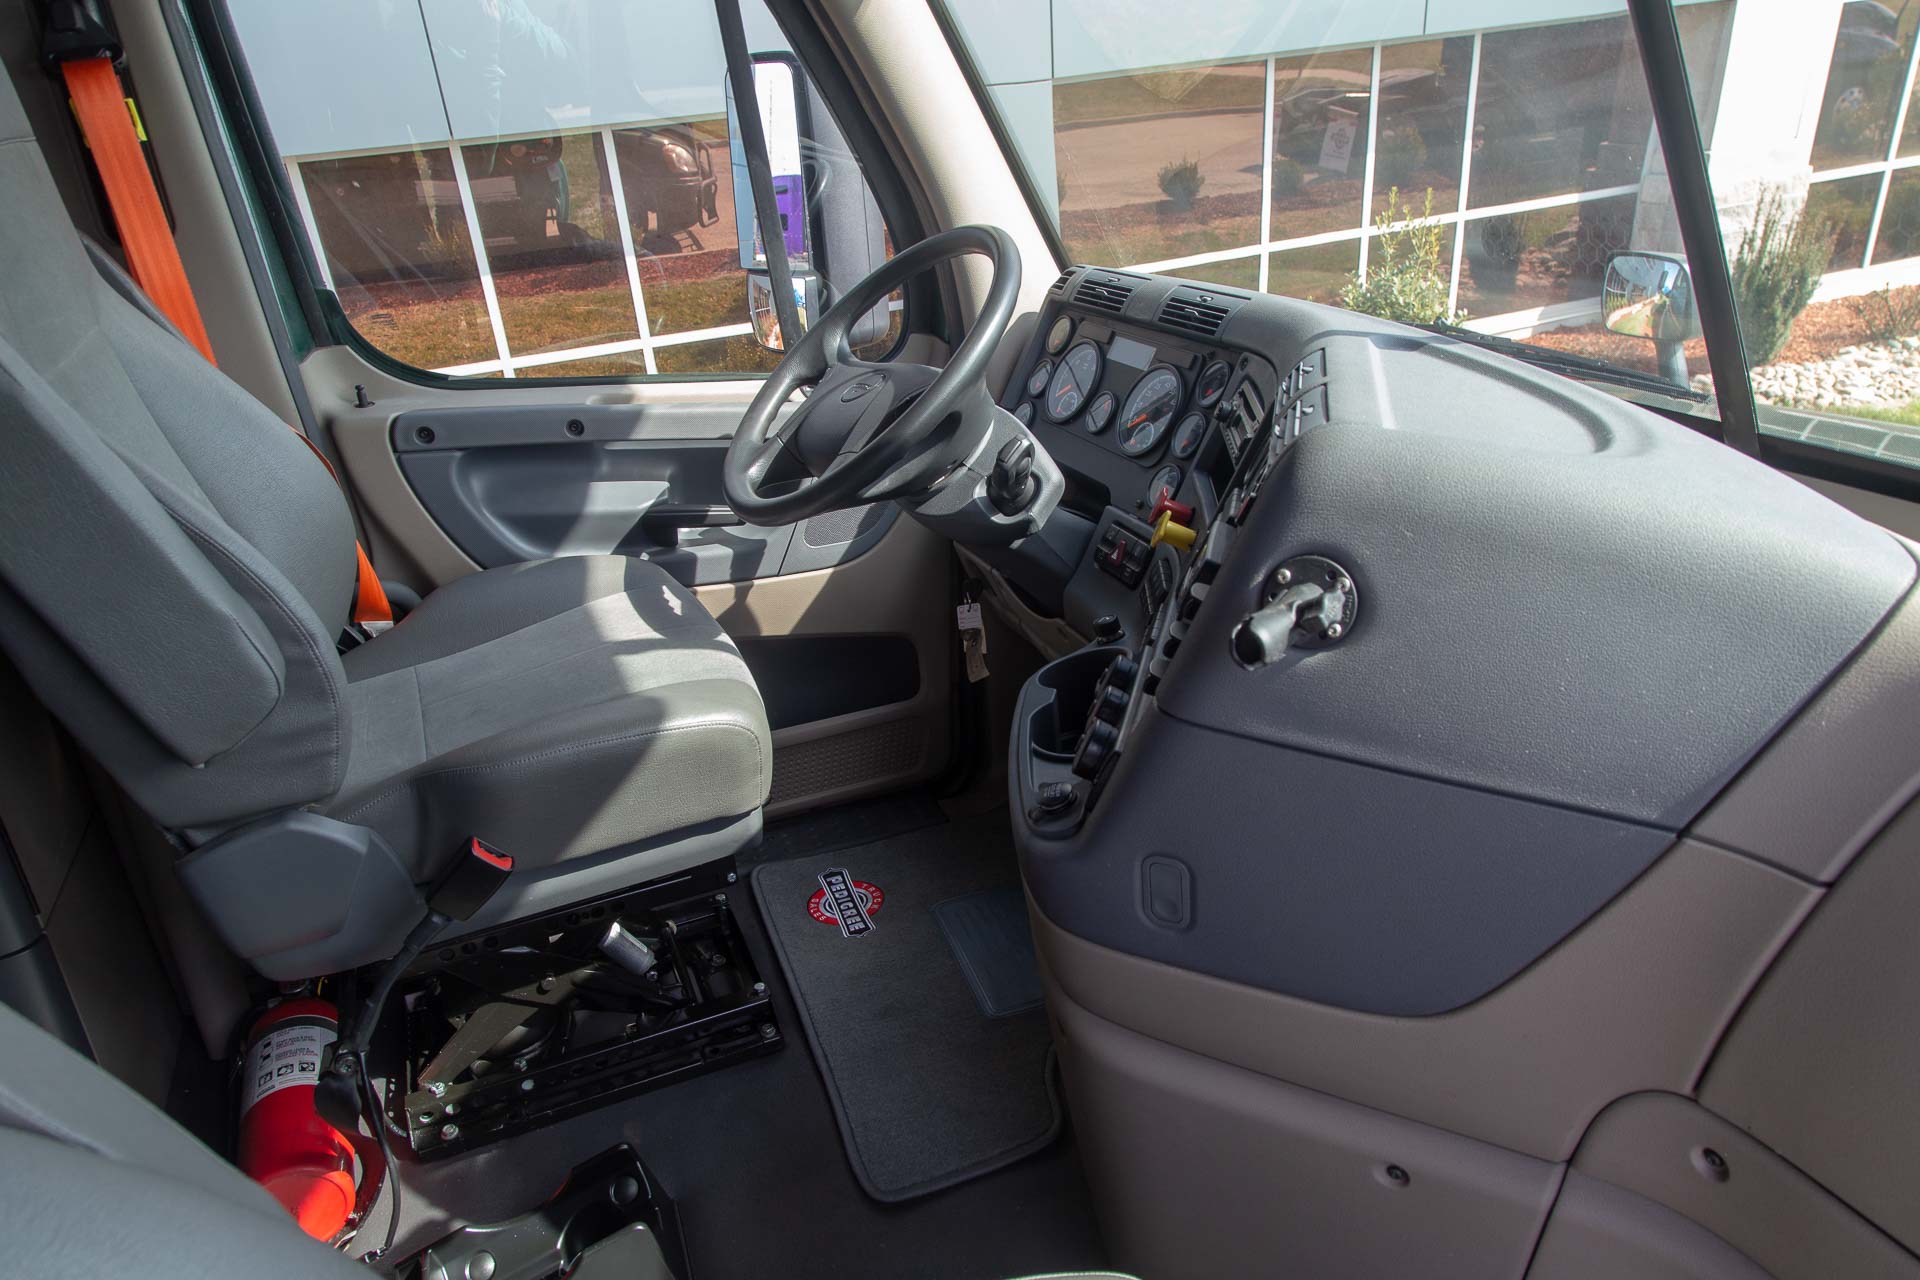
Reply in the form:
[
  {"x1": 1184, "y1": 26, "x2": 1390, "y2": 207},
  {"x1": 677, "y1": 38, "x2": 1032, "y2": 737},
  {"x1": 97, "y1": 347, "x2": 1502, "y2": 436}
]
[{"x1": 1691, "y1": 335, "x2": 1920, "y2": 410}]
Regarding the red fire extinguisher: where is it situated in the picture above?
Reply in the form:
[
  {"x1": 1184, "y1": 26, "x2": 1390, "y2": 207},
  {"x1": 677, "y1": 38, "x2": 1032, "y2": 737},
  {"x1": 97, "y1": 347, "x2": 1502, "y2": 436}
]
[{"x1": 237, "y1": 997, "x2": 359, "y2": 1241}]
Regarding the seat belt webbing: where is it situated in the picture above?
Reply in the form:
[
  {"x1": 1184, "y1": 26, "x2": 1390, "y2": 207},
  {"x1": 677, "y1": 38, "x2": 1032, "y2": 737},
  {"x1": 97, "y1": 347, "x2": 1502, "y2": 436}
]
[
  {"x1": 62, "y1": 55, "x2": 392, "y2": 627},
  {"x1": 60, "y1": 57, "x2": 214, "y2": 361}
]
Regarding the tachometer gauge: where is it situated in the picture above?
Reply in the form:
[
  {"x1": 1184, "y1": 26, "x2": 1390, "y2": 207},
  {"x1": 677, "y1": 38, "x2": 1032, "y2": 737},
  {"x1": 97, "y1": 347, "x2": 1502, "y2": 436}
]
[
  {"x1": 1116, "y1": 366, "x2": 1184, "y2": 457},
  {"x1": 1196, "y1": 360, "x2": 1233, "y2": 409},
  {"x1": 1045, "y1": 340, "x2": 1104, "y2": 423},
  {"x1": 1084, "y1": 390, "x2": 1116, "y2": 434},
  {"x1": 1025, "y1": 360, "x2": 1052, "y2": 400},
  {"x1": 1171, "y1": 411, "x2": 1207, "y2": 459},
  {"x1": 1044, "y1": 314, "x2": 1074, "y2": 355}
]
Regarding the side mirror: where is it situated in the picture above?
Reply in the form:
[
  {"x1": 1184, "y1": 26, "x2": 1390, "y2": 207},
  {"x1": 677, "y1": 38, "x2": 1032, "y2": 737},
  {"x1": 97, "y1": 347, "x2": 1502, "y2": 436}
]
[
  {"x1": 1603, "y1": 252, "x2": 1696, "y2": 342},
  {"x1": 1603, "y1": 252, "x2": 1695, "y2": 387},
  {"x1": 747, "y1": 273, "x2": 813, "y2": 352},
  {"x1": 726, "y1": 54, "x2": 889, "y2": 353}
]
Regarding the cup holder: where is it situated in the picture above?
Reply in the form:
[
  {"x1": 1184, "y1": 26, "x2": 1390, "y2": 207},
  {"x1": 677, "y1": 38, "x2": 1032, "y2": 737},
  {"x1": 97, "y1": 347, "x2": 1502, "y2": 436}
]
[{"x1": 1026, "y1": 644, "x2": 1129, "y2": 759}]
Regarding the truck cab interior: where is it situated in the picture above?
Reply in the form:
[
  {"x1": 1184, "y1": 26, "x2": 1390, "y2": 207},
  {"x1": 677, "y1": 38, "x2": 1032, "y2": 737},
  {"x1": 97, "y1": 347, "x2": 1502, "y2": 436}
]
[{"x1": 4, "y1": 0, "x2": 1920, "y2": 1277}]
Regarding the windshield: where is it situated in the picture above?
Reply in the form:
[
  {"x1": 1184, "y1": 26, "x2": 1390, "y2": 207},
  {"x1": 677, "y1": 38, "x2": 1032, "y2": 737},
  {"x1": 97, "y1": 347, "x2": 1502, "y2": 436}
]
[{"x1": 938, "y1": 0, "x2": 1920, "y2": 470}]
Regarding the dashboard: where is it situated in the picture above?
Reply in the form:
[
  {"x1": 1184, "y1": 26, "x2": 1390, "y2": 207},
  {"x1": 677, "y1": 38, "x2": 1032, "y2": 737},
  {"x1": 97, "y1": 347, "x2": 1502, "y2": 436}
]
[{"x1": 997, "y1": 263, "x2": 1915, "y2": 1021}]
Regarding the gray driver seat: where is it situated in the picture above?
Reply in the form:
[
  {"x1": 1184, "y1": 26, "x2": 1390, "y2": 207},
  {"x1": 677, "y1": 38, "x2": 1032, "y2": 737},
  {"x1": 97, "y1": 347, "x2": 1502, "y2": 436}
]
[{"x1": 0, "y1": 67, "x2": 769, "y2": 979}]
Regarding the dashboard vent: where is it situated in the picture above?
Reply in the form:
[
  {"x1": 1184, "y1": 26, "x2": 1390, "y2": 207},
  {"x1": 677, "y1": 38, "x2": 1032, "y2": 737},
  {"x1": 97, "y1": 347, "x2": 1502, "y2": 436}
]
[
  {"x1": 1157, "y1": 288, "x2": 1235, "y2": 338},
  {"x1": 1075, "y1": 275, "x2": 1136, "y2": 314},
  {"x1": 1049, "y1": 268, "x2": 1075, "y2": 298}
]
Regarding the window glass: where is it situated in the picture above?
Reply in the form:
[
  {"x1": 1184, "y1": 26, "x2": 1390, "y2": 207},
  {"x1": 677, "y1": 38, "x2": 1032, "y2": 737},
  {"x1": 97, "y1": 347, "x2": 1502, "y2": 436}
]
[
  {"x1": 1269, "y1": 48, "x2": 1373, "y2": 242},
  {"x1": 297, "y1": 148, "x2": 495, "y2": 372},
  {"x1": 226, "y1": 0, "x2": 895, "y2": 379},
  {"x1": 1266, "y1": 239, "x2": 1360, "y2": 306},
  {"x1": 1374, "y1": 37, "x2": 1474, "y2": 215},
  {"x1": 1872, "y1": 167, "x2": 1920, "y2": 262},
  {"x1": 947, "y1": 0, "x2": 1737, "y2": 421},
  {"x1": 1469, "y1": 16, "x2": 1653, "y2": 210},
  {"x1": 1456, "y1": 195, "x2": 1636, "y2": 317},
  {"x1": 653, "y1": 335, "x2": 784, "y2": 375},
  {"x1": 946, "y1": 0, "x2": 1920, "y2": 471},
  {"x1": 1806, "y1": 173, "x2": 1882, "y2": 271},
  {"x1": 1815, "y1": 0, "x2": 1918, "y2": 168},
  {"x1": 1162, "y1": 256, "x2": 1260, "y2": 291},
  {"x1": 1054, "y1": 62, "x2": 1266, "y2": 266},
  {"x1": 463, "y1": 134, "x2": 640, "y2": 363},
  {"x1": 1655, "y1": 0, "x2": 1920, "y2": 466}
]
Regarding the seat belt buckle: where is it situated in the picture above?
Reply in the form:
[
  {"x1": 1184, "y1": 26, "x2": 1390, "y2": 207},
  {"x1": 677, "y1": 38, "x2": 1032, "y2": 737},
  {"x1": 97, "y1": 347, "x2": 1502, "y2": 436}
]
[{"x1": 427, "y1": 837, "x2": 515, "y2": 923}]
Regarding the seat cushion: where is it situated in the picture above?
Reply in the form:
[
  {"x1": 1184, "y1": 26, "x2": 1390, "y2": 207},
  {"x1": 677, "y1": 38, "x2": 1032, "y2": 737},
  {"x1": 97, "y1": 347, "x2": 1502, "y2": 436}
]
[{"x1": 330, "y1": 556, "x2": 769, "y2": 878}]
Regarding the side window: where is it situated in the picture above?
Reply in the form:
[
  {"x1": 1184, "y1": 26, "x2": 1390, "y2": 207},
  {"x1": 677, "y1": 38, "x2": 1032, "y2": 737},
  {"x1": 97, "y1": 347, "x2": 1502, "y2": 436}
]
[{"x1": 223, "y1": 0, "x2": 896, "y2": 379}]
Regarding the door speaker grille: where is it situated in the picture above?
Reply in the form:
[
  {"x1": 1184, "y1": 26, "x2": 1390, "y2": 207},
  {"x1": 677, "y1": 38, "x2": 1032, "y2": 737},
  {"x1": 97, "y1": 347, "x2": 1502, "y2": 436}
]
[{"x1": 770, "y1": 717, "x2": 926, "y2": 807}]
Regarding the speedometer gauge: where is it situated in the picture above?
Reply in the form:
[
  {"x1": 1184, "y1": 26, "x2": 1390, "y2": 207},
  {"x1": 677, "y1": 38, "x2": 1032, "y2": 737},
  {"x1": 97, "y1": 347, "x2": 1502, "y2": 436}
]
[
  {"x1": 1045, "y1": 340, "x2": 1103, "y2": 423},
  {"x1": 1116, "y1": 366, "x2": 1184, "y2": 457}
]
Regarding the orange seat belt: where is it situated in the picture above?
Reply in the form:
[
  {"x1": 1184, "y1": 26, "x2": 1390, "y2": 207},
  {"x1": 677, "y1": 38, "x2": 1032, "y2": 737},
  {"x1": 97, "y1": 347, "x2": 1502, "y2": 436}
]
[{"x1": 61, "y1": 57, "x2": 393, "y2": 629}]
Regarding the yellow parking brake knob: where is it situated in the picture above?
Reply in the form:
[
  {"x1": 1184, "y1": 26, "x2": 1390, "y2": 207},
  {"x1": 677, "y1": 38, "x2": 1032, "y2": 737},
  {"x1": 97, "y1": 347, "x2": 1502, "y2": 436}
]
[{"x1": 1150, "y1": 511, "x2": 1196, "y2": 551}]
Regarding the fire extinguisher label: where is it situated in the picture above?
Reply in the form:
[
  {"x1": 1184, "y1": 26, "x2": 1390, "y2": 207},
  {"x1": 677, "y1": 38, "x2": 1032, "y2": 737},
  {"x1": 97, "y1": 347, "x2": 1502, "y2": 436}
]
[{"x1": 241, "y1": 1015, "x2": 336, "y2": 1113}]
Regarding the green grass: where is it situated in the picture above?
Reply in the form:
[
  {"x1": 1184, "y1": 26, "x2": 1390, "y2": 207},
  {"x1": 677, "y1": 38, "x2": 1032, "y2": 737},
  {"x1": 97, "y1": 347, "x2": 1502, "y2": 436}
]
[
  {"x1": 1054, "y1": 64, "x2": 1264, "y2": 126},
  {"x1": 1163, "y1": 256, "x2": 1260, "y2": 290},
  {"x1": 1818, "y1": 399, "x2": 1920, "y2": 427}
]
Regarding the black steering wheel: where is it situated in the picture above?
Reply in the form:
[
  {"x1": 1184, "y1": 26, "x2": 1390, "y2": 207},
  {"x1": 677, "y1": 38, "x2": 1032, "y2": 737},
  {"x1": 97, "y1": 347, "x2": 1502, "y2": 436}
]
[{"x1": 723, "y1": 225, "x2": 1021, "y2": 525}]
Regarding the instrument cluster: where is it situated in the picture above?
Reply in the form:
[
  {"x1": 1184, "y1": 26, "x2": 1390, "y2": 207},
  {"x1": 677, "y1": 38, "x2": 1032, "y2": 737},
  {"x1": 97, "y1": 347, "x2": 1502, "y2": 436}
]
[{"x1": 1007, "y1": 312, "x2": 1239, "y2": 474}]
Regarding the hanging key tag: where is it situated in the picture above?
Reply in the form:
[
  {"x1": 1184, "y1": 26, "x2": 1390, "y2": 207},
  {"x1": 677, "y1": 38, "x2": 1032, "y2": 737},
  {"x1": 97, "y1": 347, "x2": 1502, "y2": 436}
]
[{"x1": 956, "y1": 591, "x2": 989, "y2": 683}]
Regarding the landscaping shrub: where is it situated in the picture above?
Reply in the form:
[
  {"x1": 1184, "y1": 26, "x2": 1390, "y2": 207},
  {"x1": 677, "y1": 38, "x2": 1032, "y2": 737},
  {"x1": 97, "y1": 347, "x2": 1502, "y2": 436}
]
[
  {"x1": 1849, "y1": 285, "x2": 1920, "y2": 344},
  {"x1": 1272, "y1": 156, "x2": 1305, "y2": 198},
  {"x1": 1731, "y1": 186, "x2": 1836, "y2": 364},
  {"x1": 1157, "y1": 157, "x2": 1205, "y2": 211},
  {"x1": 1338, "y1": 187, "x2": 1460, "y2": 324},
  {"x1": 1372, "y1": 124, "x2": 1428, "y2": 190}
]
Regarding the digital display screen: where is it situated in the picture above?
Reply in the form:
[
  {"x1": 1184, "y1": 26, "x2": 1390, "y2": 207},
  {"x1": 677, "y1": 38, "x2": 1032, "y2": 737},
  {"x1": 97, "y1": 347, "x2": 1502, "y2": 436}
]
[{"x1": 1107, "y1": 335, "x2": 1156, "y2": 371}]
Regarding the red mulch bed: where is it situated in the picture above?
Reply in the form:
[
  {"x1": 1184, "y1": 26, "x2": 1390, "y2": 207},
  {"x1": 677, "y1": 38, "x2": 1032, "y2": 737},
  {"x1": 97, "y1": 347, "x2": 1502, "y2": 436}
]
[{"x1": 1528, "y1": 285, "x2": 1920, "y2": 372}]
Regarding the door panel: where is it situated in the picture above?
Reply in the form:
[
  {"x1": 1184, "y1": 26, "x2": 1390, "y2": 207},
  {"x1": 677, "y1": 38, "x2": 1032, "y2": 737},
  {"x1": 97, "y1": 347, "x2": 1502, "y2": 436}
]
[
  {"x1": 387, "y1": 399, "x2": 901, "y2": 587},
  {"x1": 307, "y1": 349, "x2": 951, "y2": 815}
]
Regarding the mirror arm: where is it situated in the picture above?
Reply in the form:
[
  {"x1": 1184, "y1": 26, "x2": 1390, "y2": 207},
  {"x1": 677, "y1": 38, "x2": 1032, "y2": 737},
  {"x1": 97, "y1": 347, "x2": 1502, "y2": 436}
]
[{"x1": 715, "y1": 0, "x2": 805, "y2": 348}]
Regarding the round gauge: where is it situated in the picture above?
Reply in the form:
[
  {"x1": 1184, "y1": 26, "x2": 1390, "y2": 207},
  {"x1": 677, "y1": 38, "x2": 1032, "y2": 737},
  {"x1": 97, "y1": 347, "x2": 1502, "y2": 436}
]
[
  {"x1": 1014, "y1": 401, "x2": 1034, "y2": 426},
  {"x1": 1196, "y1": 360, "x2": 1233, "y2": 409},
  {"x1": 1044, "y1": 314, "x2": 1074, "y2": 355},
  {"x1": 1116, "y1": 366, "x2": 1184, "y2": 457},
  {"x1": 1083, "y1": 391, "x2": 1116, "y2": 434},
  {"x1": 1025, "y1": 359, "x2": 1053, "y2": 400},
  {"x1": 1171, "y1": 411, "x2": 1208, "y2": 460},
  {"x1": 1044, "y1": 340, "x2": 1104, "y2": 423},
  {"x1": 1146, "y1": 465, "x2": 1183, "y2": 509}
]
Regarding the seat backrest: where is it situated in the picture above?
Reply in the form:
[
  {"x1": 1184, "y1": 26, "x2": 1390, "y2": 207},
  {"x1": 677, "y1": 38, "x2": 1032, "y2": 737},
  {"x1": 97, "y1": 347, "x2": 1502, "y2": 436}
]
[{"x1": 0, "y1": 64, "x2": 357, "y2": 835}]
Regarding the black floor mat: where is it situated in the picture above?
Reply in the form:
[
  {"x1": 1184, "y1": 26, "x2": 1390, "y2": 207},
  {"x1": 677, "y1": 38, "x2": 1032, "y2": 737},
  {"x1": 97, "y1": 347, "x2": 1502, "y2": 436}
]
[
  {"x1": 360, "y1": 817, "x2": 1106, "y2": 1279},
  {"x1": 750, "y1": 811, "x2": 1061, "y2": 1202},
  {"x1": 935, "y1": 889, "x2": 1044, "y2": 1017}
]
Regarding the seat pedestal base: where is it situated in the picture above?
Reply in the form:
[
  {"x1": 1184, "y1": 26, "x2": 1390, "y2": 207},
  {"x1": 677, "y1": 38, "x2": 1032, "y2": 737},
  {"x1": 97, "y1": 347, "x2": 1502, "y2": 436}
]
[
  {"x1": 379, "y1": 859, "x2": 780, "y2": 1161},
  {"x1": 407, "y1": 1143, "x2": 686, "y2": 1279}
]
